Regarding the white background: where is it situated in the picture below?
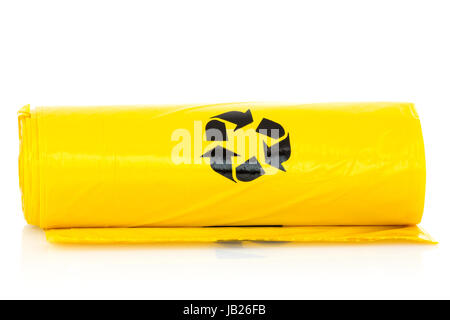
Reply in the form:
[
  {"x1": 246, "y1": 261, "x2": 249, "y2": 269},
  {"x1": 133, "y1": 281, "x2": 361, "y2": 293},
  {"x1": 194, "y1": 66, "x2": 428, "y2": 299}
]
[{"x1": 0, "y1": 0, "x2": 449, "y2": 299}]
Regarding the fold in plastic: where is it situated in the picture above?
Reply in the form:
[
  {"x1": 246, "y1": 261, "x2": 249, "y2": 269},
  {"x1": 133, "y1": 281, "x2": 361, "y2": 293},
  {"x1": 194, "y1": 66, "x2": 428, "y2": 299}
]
[
  {"x1": 18, "y1": 102, "x2": 434, "y2": 244},
  {"x1": 45, "y1": 226, "x2": 435, "y2": 244}
]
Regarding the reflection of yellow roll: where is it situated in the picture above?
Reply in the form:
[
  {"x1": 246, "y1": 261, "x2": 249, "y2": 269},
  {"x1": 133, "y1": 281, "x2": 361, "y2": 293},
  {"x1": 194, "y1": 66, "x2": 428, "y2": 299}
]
[{"x1": 18, "y1": 102, "x2": 434, "y2": 244}]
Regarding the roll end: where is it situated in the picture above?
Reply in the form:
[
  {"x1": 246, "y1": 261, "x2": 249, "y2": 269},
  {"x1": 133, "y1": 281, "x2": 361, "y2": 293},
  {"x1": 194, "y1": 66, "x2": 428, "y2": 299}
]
[{"x1": 18, "y1": 105, "x2": 40, "y2": 227}]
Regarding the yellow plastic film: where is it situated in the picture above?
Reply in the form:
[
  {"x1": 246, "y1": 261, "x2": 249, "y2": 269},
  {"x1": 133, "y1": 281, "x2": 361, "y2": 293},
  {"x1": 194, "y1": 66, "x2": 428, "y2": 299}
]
[
  {"x1": 45, "y1": 226, "x2": 435, "y2": 245},
  {"x1": 18, "y1": 102, "x2": 432, "y2": 244}
]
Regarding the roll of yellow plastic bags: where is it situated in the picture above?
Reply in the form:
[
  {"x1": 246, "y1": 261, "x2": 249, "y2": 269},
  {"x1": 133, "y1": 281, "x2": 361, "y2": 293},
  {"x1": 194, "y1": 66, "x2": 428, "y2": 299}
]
[{"x1": 18, "y1": 102, "x2": 434, "y2": 244}]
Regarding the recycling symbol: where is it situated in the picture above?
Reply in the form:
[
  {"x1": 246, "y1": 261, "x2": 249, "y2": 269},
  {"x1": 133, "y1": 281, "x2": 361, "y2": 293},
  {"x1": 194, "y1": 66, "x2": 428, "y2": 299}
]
[{"x1": 201, "y1": 109, "x2": 291, "y2": 182}]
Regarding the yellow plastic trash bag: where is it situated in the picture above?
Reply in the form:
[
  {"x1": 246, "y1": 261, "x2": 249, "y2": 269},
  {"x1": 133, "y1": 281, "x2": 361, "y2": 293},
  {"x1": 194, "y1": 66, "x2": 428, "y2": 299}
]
[{"x1": 18, "y1": 102, "x2": 435, "y2": 244}]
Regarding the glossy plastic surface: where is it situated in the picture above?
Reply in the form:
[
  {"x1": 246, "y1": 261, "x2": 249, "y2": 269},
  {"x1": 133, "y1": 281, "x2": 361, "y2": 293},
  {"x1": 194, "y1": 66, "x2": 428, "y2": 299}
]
[
  {"x1": 18, "y1": 102, "x2": 431, "y2": 243},
  {"x1": 46, "y1": 226, "x2": 435, "y2": 244}
]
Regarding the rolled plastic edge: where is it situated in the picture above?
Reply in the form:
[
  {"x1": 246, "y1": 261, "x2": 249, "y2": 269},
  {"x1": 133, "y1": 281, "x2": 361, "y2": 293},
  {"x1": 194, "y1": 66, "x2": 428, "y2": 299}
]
[
  {"x1": 18, "y1": 105, "x2": 44, "y2": 227},
  {"x1": 45, "y1": 226, "x2": 437, "y2": 244},
  {"x1": 18, "y1": 105, "x2": 39, "y2": 226}
]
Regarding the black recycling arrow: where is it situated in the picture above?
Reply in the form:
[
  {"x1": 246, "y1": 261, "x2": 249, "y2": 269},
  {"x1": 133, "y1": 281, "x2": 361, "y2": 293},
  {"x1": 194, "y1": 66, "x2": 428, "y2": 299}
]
[
  {"x1": 263, "y1": 134, "x2": 291, "y2": 172},
  {"x1": 236, "y1": 157, "x2": 265, "y2": 182},
  {"x1": 205, "y1": 120, "x2": 228, "y2": 141},
  {"x1": 212, "y1": 109, "x2": 253, "y2": 131},
  {"x1": 202, "y1": 146, "x2": 239, "y2": 182},
  {"x1": 256, "y1": 118, "x2": 285, "y2": 138}
]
